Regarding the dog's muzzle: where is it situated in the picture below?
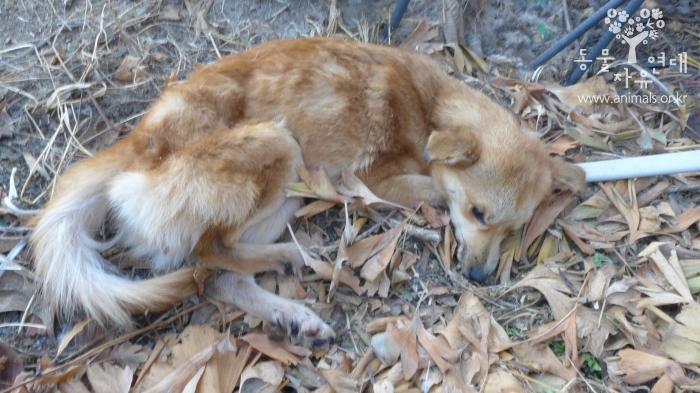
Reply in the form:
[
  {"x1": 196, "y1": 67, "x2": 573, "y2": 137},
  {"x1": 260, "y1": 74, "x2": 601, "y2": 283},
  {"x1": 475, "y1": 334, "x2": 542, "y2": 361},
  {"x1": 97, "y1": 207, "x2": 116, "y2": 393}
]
[{"x1": 467, "y1": 266, "x2": 488, "y2": 282}]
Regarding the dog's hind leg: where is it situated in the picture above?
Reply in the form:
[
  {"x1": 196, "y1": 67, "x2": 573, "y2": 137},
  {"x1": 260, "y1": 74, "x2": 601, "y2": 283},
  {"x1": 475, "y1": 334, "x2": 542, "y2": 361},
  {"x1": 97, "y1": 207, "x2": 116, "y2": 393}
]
[
  {"x1": 164, "y1": 122, "x2": 334, "y2": 344},
  {"x1": 205, "y1": 271, "x2": 335, "y2": 347}
]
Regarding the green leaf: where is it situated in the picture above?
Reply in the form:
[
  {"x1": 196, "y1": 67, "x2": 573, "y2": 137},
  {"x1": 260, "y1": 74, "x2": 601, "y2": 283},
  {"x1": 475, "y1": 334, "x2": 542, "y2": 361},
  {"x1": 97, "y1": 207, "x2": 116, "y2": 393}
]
[{"x1": 591, "y1": 252, "x2": 611, "y2": 267}]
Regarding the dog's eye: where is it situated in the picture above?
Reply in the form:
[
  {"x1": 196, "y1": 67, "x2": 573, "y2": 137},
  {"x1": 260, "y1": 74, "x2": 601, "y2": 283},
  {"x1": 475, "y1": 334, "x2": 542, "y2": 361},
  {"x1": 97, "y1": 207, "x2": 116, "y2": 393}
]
[{"x1": 472, "y1": 207, "x2": 485, "y2": 224}]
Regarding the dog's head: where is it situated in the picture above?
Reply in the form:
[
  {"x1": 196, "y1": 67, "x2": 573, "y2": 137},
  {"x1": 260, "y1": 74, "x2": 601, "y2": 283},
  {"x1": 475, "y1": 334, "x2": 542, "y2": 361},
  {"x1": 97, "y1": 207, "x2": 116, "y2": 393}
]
[{"x1": 425, "y1": 119, "x2": 585, "y2": 282}]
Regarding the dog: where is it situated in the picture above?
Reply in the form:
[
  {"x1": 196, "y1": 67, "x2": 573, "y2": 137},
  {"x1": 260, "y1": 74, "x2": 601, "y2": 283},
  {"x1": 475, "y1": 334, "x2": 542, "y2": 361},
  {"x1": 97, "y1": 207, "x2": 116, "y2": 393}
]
[{"x1": 30, "y1": 37, "x2": 585, "y2": 345}]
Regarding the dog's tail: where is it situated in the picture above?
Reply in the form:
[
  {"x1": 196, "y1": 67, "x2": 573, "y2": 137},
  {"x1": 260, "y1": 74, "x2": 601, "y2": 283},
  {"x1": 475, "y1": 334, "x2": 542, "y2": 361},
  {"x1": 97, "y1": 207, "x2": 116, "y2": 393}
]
[{"x1": 30, "y1": 145, "x2": 198, "y2": 329}]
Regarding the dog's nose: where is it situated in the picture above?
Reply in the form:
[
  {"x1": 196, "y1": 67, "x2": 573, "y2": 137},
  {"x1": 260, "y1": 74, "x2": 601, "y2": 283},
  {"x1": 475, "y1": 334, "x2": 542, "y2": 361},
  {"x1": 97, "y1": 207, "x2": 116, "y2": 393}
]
[{"x1": 467, "y1": 267, "x2": 488, "y2": 282}]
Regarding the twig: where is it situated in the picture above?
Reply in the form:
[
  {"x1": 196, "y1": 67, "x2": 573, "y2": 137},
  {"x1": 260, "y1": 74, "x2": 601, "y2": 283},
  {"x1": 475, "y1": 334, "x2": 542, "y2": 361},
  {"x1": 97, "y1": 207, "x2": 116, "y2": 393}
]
[
  {"x1": 667, "y1": 183, "x2": 700, "y2": 193},
  {"x1": 562, "y1": 0, "x2": 572, "y2": 32}
]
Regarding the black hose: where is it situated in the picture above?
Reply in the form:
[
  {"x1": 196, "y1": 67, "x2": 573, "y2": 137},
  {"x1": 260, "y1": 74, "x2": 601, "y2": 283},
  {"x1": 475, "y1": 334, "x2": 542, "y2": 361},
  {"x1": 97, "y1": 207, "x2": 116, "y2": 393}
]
[
  {"x1": 565, "y1": 0, "x2": 644, "y2": 85},
  {"x1": 524, "y1": 0, "x2": 627, "y2": 71},
  {"x1": 390, "y1": 0, "x2": 411, "y2": 30}
]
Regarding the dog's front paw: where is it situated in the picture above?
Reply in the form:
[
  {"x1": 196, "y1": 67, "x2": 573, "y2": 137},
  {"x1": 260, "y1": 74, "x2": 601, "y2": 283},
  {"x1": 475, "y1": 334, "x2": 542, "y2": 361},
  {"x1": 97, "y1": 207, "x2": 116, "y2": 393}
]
[{"x1": 271, "y1": 303, "x2": 335, "y2": 349}]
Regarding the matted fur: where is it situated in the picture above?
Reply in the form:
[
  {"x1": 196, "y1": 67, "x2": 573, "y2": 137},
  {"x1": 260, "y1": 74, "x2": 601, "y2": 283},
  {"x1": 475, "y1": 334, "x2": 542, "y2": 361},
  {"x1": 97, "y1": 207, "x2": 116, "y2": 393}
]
[{"x1": 31, "y1": 38, "x2": 584, "y2": 337}]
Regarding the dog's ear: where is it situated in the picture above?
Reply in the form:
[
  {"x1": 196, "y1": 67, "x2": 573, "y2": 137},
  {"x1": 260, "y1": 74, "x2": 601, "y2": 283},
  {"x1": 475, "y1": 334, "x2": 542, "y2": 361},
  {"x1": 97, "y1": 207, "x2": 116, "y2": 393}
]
[
  {"x1": 550, "y1": 157, "x2": 586, "y2": 193},
  {"x1": 424, "y1": 127, "x2": 480, "y2": 165}
]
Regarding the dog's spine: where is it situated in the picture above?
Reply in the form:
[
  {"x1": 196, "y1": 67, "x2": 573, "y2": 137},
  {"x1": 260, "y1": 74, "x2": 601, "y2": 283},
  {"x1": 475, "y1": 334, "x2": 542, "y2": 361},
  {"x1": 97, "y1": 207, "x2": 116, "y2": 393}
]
[{"x1": 31, "y1": 146, "x2": 197, "y2": 328}]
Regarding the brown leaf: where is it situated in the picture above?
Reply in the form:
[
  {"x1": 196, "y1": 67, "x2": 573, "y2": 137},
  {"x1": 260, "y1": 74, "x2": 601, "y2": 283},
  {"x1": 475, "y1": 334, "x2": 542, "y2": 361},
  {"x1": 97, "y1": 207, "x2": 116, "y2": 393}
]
[
  {"x1": 135, "y1": 325, "x2": 234, "y2": 393},
  {"x1": 489, "y1": 76, "x2": 546, "y2": 98},
  {"x1": 58, "y1": 380, "x2": 91, "y2": 393},
  {"x1": 416, "y1": 319, "x2": 459, "y2": 373},
  {"x1": 384, "y1": 321, "x2": 419, "y2": 380},
  {"x1": 560, "y1": 221, "x2": 596, "y2": 254},
  {"x1": 215, "y1": 341, "x2": 252, "y2": 393},
  {"x1": 134, "y1": 340, "x2": 166, "y2": 388},
  {"x1": 115, "y1": 56, "x2": 149, "y2": 83},
  {"x1": 520, "y1": 191, "x2": 574, "y2": 262},
  {"x1": 546, "y1": 76, "x2": 615, "y2": 114},
  {"x1": 441, "y1": 291, "x2": 512, "y2": 353},
  {"x1": 110, "y1": 343, "x2": 150, "y2": 370},
  {"x1": 661, "y1": 207, "x2": 700, "y2": 234},
  {"x1": 239, "y1": 361, "x2": 284, "y2": 393},
  {"x1": 347, "y1": 234, "x2": 382, "y2": 268},
  {"x1": 86, "y1": 363, "x2": 133, "y2": 393},
  {"x1": 56, "y1": 320, "x2": 92, "y2": 358},
  {"x1": 580, "y1": 263, "x2": 618, "y2": 301},
  {"x1": 289, "y1": 226, "x2": 362, "y2": 294},
  {"x1": 142, "y1": 345, "x2": 212, "y2": 393},
  {"x1": 441, "y1": 366, "x2": 478, "y2": 393},
  {"x1": 239, "y1": 333, "x2": 301, "y2": 365},
  {"x1": 512, "y1": 341, "x2": 577, "y2": 384},
  {"x1": 483, "y1": 367, "x2": 525, "y2": 393},
  {"x1": 398, "y1": 20, "x2": 441, "y2": 54},
  {"x1": 337, "y1": 169, "x2": 407, "y2": 209},
  {"x1": 452, "y1": 44, "x2": 488, "y2": 74},
  {"x1": 600, "y1": 180, "x2": 645, "y2": 243},
  {"x1": 651, "y1": 375, "x2": 675, "y2": 393},
  {"x1": 528, "y1": 307, "x2": 579, "y2": 368},
  {"x1": 366, "y1": 316, "x2": 411, "y2": 334},
  {"x1": 371, "y1": 331, "x2": 401, "y2": 365},
  {"x1": 287, "y1": 165, "x2": 350, "y2": 203},
  {"x1": 661, "y1": 302, "x2": 700, "y2": 366},
  {"x1": 294, "y1": 200, "x2": 336, "y2": 218},
  {"x1": 22, "y1": 151, "x2": 50, "y2": 180},
  {"x1": 319, "y1": 369, "x2": 361, "y2": 393},
  {"x1": 0, "y1": 341, "x2": 23, "y2": 388},
  {"x1": 420, "y1": 204, "x2": 447, "y2": 228},
  {"x1": 548, "y1": 135, "x2": 580, "y2": 156},
  {"x1": 507, "y1": 265, "x2": 573, "y2": 321},
  {"x1": 31, "y1": 365, "x2": 85, "y2": 388},
  {"x1": 648, "y1": 250, "x2": 693, "y2": 301},
  {"x1": 569, "y1": 189, "x2": 609, "y2": 221},
  {"x1": 360, "y1": 219, "x2": 406, "y2": 281},
  {"x1": 183, "y1": 0, "x2": 213, "y2": 37},
  {"x1": 617, "y1": 348, "x2": 671, "y2": 385}
]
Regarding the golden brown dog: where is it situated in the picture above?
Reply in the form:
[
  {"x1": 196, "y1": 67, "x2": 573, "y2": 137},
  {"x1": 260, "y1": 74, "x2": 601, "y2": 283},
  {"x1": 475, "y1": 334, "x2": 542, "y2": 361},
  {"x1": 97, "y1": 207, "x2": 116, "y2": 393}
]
[{"x1": 31, "y1": 38, "x2": 584, "y2": 344}]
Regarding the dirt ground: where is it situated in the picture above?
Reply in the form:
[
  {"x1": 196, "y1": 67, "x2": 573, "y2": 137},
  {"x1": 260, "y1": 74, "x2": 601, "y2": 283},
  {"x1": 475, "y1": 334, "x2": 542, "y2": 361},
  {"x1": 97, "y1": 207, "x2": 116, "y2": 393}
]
[{"x1": 1, "y1": 0, "x2": 699, "y2": 392}]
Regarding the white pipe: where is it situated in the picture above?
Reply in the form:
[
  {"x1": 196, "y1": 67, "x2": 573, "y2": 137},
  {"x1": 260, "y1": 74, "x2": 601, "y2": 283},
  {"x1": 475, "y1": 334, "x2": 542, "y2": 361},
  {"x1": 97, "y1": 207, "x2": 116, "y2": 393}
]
[{"x1": 577, "y1": 150, "x2": 700, "y2": 182}]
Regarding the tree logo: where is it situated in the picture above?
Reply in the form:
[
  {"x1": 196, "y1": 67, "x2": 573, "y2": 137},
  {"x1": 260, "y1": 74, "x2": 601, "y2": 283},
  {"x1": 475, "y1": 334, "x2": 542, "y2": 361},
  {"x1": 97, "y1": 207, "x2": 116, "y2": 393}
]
[{"x1": 605, "y1": 8, "x2": 664, "y2": 64}]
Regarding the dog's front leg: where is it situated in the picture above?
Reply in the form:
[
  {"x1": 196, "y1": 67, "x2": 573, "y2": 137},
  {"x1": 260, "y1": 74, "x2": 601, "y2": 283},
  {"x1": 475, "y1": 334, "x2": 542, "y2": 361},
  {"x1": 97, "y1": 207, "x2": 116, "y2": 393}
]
[{"x1": 205, "y1": 271, "x2": 335, "y2": 347}]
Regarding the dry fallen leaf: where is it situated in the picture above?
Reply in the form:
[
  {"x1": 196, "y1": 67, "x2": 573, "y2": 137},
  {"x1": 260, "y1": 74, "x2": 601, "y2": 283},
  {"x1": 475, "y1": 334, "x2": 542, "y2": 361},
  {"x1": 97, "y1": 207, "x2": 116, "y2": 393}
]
[
  {"x1": 360, "y1": 219, "x2": 406, "y2": 281},
  {"x1": 239, "y1": 333, "x2": 302, "y2": 365},
  {"x1": 546, "y1": 76, "x2": 615, "y2": 114},
  {"x1": 55, "y1": 320, "x2": 92, "y2": 359},
  {"x1": 0, "y1": 341, "x2": 23, "y2": 388},
  {"x1": 520, "y1": 191, "x2": 575, "y2": 262},
  {"x1": 661, "y1": 302, "x2": 700, "y2": 366},
  {"x1": 483, "y1": 367, "x2": 525, "y2": 393},
  {"x1": 617, "y1": 348, "x2": 672, "y2": 385},
  {"x1": 115, "y1": 56, "x2": 149, "y2": 83},
  {"x1": 239, "y1": 361, "x2": 285, "y2": 393},
  {"x1": 398, "y1": 19, "x2": 442, "y2": 55},
  {"x1": 548, "y1": 134, "x2": 580, "y2": 156},
  {"x1": 507, "y1": 265, "x2": 573, "y2": 321},
  {"x1": 86, "y1": 363, "x2": 133, "y2": 393},
  {"x1": 337, "y1": 169, "x2": 408, "y2": 209}
]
